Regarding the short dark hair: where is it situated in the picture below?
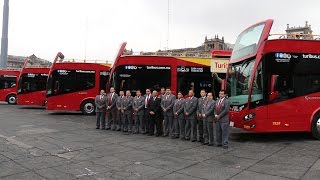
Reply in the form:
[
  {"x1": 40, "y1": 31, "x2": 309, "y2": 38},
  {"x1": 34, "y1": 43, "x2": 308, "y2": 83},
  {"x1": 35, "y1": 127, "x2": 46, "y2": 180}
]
[
  {"x1": 136, "y1": 89, "x2": 141, "y2": 93},
  {"x1": 177, "y1": 91, "x2": 183, "y2": 95},
  {"x1": 207, "y1": 92, "x2": 213, "y2": 96},
  {"x1": 200, "y1": 89, "x2": 206, "y2": 92},
  {"x1": 219, "y1": 90, "x2": 226, "y2": 94},
  {"x1": 161, "y1": 87, "x2": 165, "y2": 90},
  {"x1": 166, "y1": 87, "x2": 171, "y2": 90}
]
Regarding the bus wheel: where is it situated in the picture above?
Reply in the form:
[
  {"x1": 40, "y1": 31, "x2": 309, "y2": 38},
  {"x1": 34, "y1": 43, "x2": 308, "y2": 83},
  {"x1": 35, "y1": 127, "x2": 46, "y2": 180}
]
[
  {"x1": 81, "y1": 100, "x2": 95, "y2": 115},
  {"x1": 7, "y1": 94, "x2": 17, "y2": 105},
  {"x1": 311, "y1": 114, "x2": 320, "y2": 140}
]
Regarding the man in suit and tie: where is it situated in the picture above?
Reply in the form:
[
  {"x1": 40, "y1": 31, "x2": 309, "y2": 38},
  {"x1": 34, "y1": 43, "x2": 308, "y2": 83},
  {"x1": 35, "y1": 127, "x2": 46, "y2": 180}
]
[
  {"x1": 116, "y1": 90, "x2": 125, "y2": 131},
  {"x1": 95, "y1": 90, "x2": 107, "y2": 129},
  {"x1": 202, "y1": 92, "x2": 216, "y2": 146},
  {"x1": 143, "y1": 89, "x2": 152, "y2": 134},
  {"x1": 173, "y1": 91, "x2": 185, "y2": 139},
  {"x1": 106, "y1": 87, "x2": 119, "y2": 130},
  {"x1": 122, "y1": 90, "x2": 133, "y2": 134},
  {"x1": 133, "y1": 90, "x2": 145, "y2": 134},
  {"x1": 215, "y1": 90, "x2": 230, "y2": 149},
  {"x1": 161, "y1": 88, "x2": 176, "y2": 137},
  {"x1": 147, "y1": 90, "x2": 161, "y2": 136},
  {"x1": 197, "y1": 89, "x2": 207, "y2": 143},
  {"x1": 184, "y1": 90, "x2": 198, "y2": 142}
]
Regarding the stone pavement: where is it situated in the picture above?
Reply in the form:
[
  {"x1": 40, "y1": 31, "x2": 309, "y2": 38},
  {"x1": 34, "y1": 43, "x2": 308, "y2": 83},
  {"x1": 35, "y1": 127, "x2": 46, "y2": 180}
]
[{"x1": 0, "y1": 103, "x2": 320, "y2": 180}]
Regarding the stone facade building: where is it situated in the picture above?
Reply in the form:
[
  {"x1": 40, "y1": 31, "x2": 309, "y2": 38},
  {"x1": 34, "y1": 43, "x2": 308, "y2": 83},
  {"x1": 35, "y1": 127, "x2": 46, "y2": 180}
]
[
  {"x1": 139, "y1": 35, "x2": 233, "y2": 57},
  {"x1": 286, "y1": 21, "x2": 314, "y2": 40},
  {"x1": 6, "y1": 54, "x2": 51, "y2": 68}
]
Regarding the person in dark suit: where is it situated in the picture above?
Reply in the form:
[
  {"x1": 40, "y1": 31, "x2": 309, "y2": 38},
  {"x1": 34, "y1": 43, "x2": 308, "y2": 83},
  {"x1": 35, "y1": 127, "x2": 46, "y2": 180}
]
[
  {"x1": 197, "y1": 89, "x2": 207, "y2": 143},
  {"x1": 159, "y1": 87, "x2": 166, "y2": 135},
  {"x1": 147, "y1": 90, "x2": 161, "y2": 136},
  {"x1": 143, "y1": 89, "x2": 152, "y2": 134},
  {"x1": 184, "y1": 90, "x2": 198, "y2": 142},
  {"x1": 116, "y1": 90, "x2": 125, "y2": 131},
  {"x1": 122, "y1": 90, "x2": 133, "y2": 134},
  {"x1": 202, "y1": 92, "x2": 216, "y2": 146},
  {"x1": 215, "y1": 90, "x2": 230, "y2": 149},
  {"x1": 173, "y1": 91, "x2": 185, "y2": 139},
  {"x1": 106, "y1": 87, "x2": 118, "y2": 130},
  {"x1": 95, "y1": 90, "x2": 107, "y2": 129},
  {"x1": 133, "y1": 90, "x2": 145, "y2": 134},
  {"x1": 161, "y1": 88, "x2": 176, "y2": 137}
]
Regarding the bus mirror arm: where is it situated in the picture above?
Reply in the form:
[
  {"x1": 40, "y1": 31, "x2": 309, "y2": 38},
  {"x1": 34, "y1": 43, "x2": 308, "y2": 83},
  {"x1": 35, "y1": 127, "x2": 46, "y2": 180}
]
[
  {"x1": 221, "y1": 79, "x2": 226, "y2": 91},
  {"x1": 268, "y1": 75, "x2": 279, "y2": 102}
]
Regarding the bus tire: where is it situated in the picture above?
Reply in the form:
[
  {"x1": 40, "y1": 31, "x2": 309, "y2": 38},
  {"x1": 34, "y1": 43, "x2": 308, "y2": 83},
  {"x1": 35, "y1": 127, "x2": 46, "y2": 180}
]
[
  {"x1": 311, "y1": 113, "x2": 320, "y2": 140},
  {"x1": 6, "y1": 94, "x2": 17, "y2": 105},
  {"x1": 81, "y1": 100, "x2": 95, "y2": 115}
]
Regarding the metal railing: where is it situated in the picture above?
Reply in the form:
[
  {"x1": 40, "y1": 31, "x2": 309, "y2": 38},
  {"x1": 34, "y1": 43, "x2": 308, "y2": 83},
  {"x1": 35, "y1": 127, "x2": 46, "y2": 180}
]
[{"x1": 269, "y1": 33, "x2": 320, "y2": 40}]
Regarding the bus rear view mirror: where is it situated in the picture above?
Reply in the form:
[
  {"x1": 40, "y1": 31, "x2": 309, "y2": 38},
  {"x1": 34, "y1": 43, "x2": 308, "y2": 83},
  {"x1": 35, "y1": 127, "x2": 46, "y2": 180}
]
[{"x1": 269, "y1": 75, "x2": 279, "y2": 102}]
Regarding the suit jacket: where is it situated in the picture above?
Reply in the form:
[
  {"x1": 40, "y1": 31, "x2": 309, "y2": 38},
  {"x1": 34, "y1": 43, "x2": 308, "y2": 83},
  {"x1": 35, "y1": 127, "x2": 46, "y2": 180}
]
[
  {"x1": 202, "y1": 99, "x2": 215, "y2": 122},
  {"x1": 95, "y1": 95, "x2": 107, "y2": 112},
  {"x1": 122, "y1": 96, "x2": 133, "y2": 115},
  {"x1": 148, "y1": 96, "x2": 161, "y2": 118},
  {"x1": 161, "y1": 94, "x2": 176, "y2": 115},
  {"x1": 216, "y1": 98, "x2": 230, "y2": 123},
  {"x1": 184, "y1": 96, "x2": 198, "y2": 118},
  {"x1": 107, "y1": 92, "x2": 118, "y2": 110},
  {"x1": 133, "y1": 96, "x2": 145, "y2": 115},
  {"x1": 116, "y1": 95, "x2": 125, "y2": 111},
  {"x1": 173, "y1": 98, "x2": 185, "y2": 119},
  {"x1": 197, "y1": 97, "x2": 207, "y2": 116}
]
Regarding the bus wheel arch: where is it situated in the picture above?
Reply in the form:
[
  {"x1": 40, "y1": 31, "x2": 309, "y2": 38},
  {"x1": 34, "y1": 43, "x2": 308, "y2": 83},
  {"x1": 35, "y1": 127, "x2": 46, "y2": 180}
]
[
  {"x1": 80, "y1": 99, "x2": 95, "y2": 115},
  {"x1": 6, "y1": 94, "x2": 17, "y2": 105},
  {"x1": 311, "y1": 111, "x2": 320, "y2": 140}
]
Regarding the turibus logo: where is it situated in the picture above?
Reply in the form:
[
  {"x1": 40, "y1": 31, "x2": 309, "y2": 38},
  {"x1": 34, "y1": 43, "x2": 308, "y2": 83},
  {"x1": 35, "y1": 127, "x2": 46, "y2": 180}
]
[
  {"x1": 302, "y1": 54, "x2": 320, "y2": 59},
  {"x1": 275, "y1": 53, "x2": 291, "y2": 59}
]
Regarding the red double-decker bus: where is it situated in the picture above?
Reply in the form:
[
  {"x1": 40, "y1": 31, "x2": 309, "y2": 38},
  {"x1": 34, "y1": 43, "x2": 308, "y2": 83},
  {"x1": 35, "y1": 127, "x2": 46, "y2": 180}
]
[
  {"x1": 226, "y1": 19, "x2": 320, "y2": 139},
  {"x1": 109, "y1": 43, "x2": 231, "y2": 97},
  {"x1": 46, "y1": 53, "x2": 111, "y2": 115},
  {"x1": 16, "y1": 59, "x2": 50, "y2": 106},
  {"x1": 0, "y1": 69, "x2": 20, "y2": 104}
]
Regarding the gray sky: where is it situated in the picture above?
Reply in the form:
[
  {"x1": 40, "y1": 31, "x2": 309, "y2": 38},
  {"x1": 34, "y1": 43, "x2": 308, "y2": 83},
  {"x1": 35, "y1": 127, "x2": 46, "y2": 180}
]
[{"x1": 1, "y1": 0, "x2": 320, "y2": 62}]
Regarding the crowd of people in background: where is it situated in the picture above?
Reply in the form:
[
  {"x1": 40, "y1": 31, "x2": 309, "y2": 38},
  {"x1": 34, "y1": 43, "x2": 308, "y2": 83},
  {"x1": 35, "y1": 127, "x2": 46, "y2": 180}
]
[{"x1": 95, "y1": 87, "x2": 230, "y2": 149}]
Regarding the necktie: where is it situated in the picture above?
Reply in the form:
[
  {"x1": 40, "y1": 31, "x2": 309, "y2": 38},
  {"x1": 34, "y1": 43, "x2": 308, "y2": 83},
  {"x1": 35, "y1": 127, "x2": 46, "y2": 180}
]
[
  {"x1": 217, "y1": 98, "x2": 223, "y2": 114},
  {"x1": 109, "y1": 93, "x2": 113, "y2": 104}
]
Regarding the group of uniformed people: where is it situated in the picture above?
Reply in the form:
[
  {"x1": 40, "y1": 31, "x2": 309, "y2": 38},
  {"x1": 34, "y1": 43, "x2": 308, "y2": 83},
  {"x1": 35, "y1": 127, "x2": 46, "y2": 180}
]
[{"x1": 95, "y1": 87, "x2": 230, "y2": 148}]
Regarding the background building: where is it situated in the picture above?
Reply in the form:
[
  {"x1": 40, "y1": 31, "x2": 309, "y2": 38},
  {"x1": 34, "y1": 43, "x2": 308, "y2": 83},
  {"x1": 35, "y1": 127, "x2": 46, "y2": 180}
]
[
  {"x1": 6, "y1": 54, "x2": 51, "y2": 68},
  {"x1": 286, "y1": 21, "x2": 314, "y2": 40},
  {"x1": 139, "y1": 35, "x2": 233, "y2": 57}
]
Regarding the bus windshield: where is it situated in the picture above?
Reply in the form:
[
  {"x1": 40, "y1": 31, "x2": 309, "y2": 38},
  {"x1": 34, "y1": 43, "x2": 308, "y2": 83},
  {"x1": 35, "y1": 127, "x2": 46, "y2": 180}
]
[
  {"x1": 17, "y1": 73, "x2": 48, "y2": 94},
  {"x1": 111, "y1": 65, "x2": 171, "y2": 95},
  {"x1": 227, "y1": 60, "x2": 255, "y2": 105},
  {"x1": 231, "y1": 23, "x2": 265, "y2": 61},
  {"x1": 46, "y1": 69, "x2": 96, "y2": 97},
  {"x1": 0, "y1": 75, "x2": 16, "y2": 89}
]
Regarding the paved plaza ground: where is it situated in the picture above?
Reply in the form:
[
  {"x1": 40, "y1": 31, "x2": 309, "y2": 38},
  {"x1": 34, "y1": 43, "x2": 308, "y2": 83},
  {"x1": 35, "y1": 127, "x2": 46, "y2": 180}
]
[{"x1": 0, "y1": 103, "x2": 320, "y2": 180}]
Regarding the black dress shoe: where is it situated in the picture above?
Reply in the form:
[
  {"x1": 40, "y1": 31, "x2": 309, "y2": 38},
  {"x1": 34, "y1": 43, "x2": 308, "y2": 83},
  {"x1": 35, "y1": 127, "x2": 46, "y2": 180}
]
[
  {"x1": 116, "y1": 128, "x2": 121, "y2": 131},
  {"x1": 223, "y1": 145, "x2": 228, "y2": 149},
  {"x1": 96, "y1": 127, "x2": 100, "y2": 129},
  {"x1": 162, "y1": 134, "x2": 168, "y2": 137},
  {"x1": 105, "y1": 127, "x2": 110, "y2": 130},
  {"x1": 208, "y1": 144, "x2": 213, "y2": 146},
  {"x1": 203, "y1": 142, "x2": 209, "y2": 145},
  {"x1": 180, "y1": 137, "x2": 186, "y2": 140},
  {"x1": 185, "y1": 137, "x2": 190, "y2": 140},
  {"x1": 155, "y1": 134, "x2": 160, "y2": 137},
  {"x1": 191, "y1": 139, "x2": 197, "y2": 142}
]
